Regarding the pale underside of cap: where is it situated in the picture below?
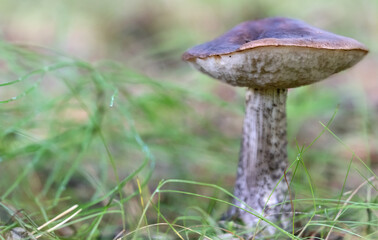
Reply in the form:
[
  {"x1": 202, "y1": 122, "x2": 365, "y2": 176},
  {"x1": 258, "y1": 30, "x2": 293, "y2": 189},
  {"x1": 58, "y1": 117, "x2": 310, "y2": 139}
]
[
  {"x1": 189, "y1": 46, "x2": 366, "y2": 88},
  {"x1": 183, "y1": 17, "x2": 368, "y2": 88}
]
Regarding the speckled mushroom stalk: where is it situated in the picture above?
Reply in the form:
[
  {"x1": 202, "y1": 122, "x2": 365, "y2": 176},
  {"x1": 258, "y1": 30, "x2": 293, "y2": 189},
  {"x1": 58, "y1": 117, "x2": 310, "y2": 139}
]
[
  {"x1": 182, "y1": 17, "x2": 368, "y2": 232},
  {"x1": 227, "y1": 88, "x2": 290, "y2": 227}
]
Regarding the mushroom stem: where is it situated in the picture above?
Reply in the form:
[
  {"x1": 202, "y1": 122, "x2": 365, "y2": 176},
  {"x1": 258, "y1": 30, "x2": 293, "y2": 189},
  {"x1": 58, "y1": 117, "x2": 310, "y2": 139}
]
[{"x1": 227, "y1": 88, "x2": 291, "y2": 228}]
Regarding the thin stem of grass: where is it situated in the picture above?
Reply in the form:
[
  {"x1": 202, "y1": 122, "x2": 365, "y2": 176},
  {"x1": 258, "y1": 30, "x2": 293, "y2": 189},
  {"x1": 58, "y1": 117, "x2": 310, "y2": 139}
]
[{"x1": 319, "y1": 122, "x2": 377, "y2": 180}]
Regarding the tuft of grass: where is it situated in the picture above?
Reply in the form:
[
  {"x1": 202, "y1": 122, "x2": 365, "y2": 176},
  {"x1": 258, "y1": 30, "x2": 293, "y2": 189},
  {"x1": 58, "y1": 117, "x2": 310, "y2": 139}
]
[{"x1": 0, "y1": 41, "x2": 238, "y2": 239}]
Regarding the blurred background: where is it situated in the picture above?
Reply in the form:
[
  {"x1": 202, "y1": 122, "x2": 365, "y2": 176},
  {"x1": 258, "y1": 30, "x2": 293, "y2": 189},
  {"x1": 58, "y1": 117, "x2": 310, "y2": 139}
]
[{"x1": 0, "y1": 0, "x2": 377, "y2": 239}]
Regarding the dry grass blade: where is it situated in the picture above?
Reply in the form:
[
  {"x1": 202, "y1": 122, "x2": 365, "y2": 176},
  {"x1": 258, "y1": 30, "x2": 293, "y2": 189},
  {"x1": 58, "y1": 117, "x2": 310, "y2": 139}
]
[
  {"x1": 32, "y1": 204, "x2": 79, "y2": 233},
  {"x1": 31, "y1": 205, "x2": 82, "y2": 239}
]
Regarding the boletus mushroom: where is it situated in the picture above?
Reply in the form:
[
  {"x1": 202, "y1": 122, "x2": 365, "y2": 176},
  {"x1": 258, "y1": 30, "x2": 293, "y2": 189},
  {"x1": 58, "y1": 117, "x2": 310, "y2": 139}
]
[{"x1": 182, "y1": 17, "x2": 368, "y2": 230}]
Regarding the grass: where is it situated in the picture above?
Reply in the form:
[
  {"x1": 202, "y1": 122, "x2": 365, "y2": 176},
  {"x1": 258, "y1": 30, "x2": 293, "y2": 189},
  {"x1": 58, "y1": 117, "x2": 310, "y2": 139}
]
[
  {"x1": 0, "y1": 0, "x2": 377, "y2": 239},
  {"x1": 0, "y1": 40, "x2": 376, "y2": 239},
  {"x1": 0, "y1": 41, "x2": 239, "y2": 239}
]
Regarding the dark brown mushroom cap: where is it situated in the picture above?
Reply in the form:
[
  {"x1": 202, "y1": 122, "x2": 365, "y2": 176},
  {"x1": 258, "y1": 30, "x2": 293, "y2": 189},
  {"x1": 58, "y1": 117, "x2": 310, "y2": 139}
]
[
  {"x1": 182, "y1": 17, "x2": 368, "y2": 89},
  {"x1": 182, "y1": 17, "x2": 368, "y2": 61}
]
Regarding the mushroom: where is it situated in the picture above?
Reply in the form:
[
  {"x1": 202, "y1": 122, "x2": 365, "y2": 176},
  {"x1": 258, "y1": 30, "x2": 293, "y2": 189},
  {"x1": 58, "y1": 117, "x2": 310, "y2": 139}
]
[{"x1": 182, "y1": 17, "x2": 368, "y2": 230}]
